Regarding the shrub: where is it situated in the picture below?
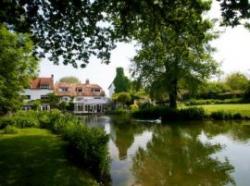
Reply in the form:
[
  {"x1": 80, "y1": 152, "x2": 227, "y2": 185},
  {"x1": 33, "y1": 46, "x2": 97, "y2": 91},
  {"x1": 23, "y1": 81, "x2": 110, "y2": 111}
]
[
  {"x1": 232, "y1": 113, "x2": 243, "y2": 120},
  {"x1": 63, "y1": 125, "x2": 109, "y2": 179},
  {"x1": 3, "y1": 125, "x2": 18, "y2": 134},
  {"x1": 210, "y1": 111, "x2": 243, "y2": 120},
  {"x1": 210, "y1": 111, "x2": 231, "y2": 120},
  {"x1": 38, "y1": 109, "x2": 62, "y2": 129},
  {"x1": 132, "y1": 106, "x2": 206, "y2": 121},
  {"x1": 0, "y1": 111, "x2": 39, "y2": 129},
  {"x1": 13, "y1": 111, "x2": 39, "y2": 128},
  {"x1": 132, "y1": 107, "x2": 161, "y2": 120},
  {"x1": 129, "y1": 104, "x2": 139, "y2": 112},
  {"x1": 185, "y1": 98, "x2": 243, "y2": 106},
  {"x1": 161, "y1": 107, "x2": 206, "y2": 121},
  {"x1": 0, "y1": 110, "x2": 110, "y2": 180},
  {"x1": 179, "y1": 107, "x2": 206, "y2": 120},
  {"x1": 0, "y1": 117, "x2": 16, "y2": 129}
]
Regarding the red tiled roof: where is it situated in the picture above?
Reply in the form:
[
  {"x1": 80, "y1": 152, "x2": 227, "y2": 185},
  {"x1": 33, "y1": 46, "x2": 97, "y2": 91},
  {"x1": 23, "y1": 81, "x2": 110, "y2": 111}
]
[
  {"x1": 54, "y1": 82, "x2": 105, "y2": 97},
  {"x1": 30, "y1": 76, "x2": 54, "y2": 89}
]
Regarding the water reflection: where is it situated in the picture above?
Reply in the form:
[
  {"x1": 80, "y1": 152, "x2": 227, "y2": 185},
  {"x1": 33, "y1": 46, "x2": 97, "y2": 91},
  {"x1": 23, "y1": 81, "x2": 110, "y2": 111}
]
[
  {"x1": 133, "y1": 125, "x2": 235, "y2": 186},
  {"x1": 80, "y1": 115, "x2": 250, "y2": 186}
]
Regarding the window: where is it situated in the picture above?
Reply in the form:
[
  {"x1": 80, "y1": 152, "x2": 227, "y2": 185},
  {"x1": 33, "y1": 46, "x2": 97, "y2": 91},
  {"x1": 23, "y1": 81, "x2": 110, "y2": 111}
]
[
  {"x1": 77, "y1": 104, "x2": 83, "y2": 111},
  {"x1": 40, "y1": 84, "x2": 50, "y2": 89},
  {"x1": 61, "y1": 97, "x2": 70, "y2": 102},
  {"x1": 76, "y1": 97, "x2": 83, "y2": 101},
  {"x1": 75, "y1": 87, "x2": 82, "y2": 92},
  {"x1": 59, "y1": 87, "x2": 68, "y2": 92},
  {"x1": 41, "y1": 95, "x2": 48, "y2": 99},
  {"x1": 91, "y1": 88, "x2": 100, "y2": 92},
  {"x1": 41, "y1": 104, "x2": 50, "y2": 111}
]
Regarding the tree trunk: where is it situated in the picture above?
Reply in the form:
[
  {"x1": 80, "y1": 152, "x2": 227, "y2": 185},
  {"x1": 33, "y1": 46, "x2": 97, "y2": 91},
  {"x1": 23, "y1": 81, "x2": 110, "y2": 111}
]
[{"x1": 169, "y1": 79, "x2": 177, "y2": 109}]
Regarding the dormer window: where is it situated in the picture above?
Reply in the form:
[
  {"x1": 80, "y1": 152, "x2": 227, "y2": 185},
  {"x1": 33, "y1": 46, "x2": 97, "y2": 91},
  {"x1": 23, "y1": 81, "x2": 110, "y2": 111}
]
[
  {"x1": 40, "y1": 84, "x2": 50, "y2": 89},
  {"x1": 91, "y1": 88, "x2": 100, "y2": 92},
  {"x1": 59, "y1": 87, "x2": 68, "y2": 92}
]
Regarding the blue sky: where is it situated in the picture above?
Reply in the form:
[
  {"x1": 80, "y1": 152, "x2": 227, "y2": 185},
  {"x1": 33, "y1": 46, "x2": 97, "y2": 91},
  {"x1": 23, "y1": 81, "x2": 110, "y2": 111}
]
[{"x1": 39, "y1": 1, "x2": 250, "y2": 95}]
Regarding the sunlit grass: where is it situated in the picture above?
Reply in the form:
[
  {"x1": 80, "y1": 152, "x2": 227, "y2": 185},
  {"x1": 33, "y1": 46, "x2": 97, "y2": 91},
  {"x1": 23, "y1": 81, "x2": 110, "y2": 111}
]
[
  {"x1": 0, "y1": 128, "x2": 98, "y2": 186},
  {"x1": 196, "y1": 104, "x2": 250, "y2": 117}
]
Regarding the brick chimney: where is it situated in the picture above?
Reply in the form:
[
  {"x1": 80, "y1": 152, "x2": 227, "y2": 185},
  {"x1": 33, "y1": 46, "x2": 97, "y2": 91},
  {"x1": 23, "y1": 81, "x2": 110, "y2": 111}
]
[{"x1": 85, "y1": 79, "x2": 89, "y2": 84}]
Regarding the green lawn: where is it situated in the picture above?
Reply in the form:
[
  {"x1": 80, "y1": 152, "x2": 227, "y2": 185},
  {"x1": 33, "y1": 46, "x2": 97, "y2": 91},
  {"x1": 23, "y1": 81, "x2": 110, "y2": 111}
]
[
  {"x1": 197, "y1": 104, "x2": 250, "y2": 117},
  {"x1": 0, "y1": 128, "x2": 98, "y2": 186}
]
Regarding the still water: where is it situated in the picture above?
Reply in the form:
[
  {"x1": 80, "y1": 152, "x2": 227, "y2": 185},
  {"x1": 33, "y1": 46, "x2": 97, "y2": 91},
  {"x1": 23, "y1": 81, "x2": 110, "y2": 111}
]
[{"x1": 81, "y1": 115, "x2": 250, "y2": 186}]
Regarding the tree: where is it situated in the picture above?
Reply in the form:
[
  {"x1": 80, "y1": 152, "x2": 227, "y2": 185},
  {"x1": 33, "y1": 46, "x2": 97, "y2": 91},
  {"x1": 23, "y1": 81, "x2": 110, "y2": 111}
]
[
  {"x1": 0, "y1": 0, "x2": 225, "y2": 69},
  {"x1": 59, "y1": 76, "x2": 81, "y2": 84},
  {"x1": 244, "y1": 82, "x2": 250, "y2": 101},
  {"x1": 0, "y1": 0, "x2": 116, "y2": 67},
  {"x1": 131, "y1": 1, "x2": 218, "y2": 108},
  {"x1": 218, "y1": 0, "x2": 250, "y2": 27},
  {"x1": 113, "y1": 67, "x2": 130, "y2": 93},
  {"x1": 133, "y1": 126, "x2": 234, "y2": 185},
  {"x1": 0, "y1": 25, "x2": 38, "y2": 114},
  {"x1": 41, "y1": 93, "x2": 60, "y2": 109},
  {"x1": 225, "y1": 72, "x2": 249, "y2": 91},
  {"x1": 112, "y1": 92, "x2": 131, "y2": 108}
]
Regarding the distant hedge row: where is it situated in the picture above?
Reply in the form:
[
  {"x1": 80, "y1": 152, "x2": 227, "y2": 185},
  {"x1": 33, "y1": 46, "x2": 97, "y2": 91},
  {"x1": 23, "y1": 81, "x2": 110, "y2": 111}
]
[{"x1": 132, "y1": 106, "x2": 250, "y2": 121}]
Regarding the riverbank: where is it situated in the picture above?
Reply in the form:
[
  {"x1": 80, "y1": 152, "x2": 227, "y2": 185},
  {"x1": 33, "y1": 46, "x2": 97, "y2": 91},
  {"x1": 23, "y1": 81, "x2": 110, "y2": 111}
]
[
  {"x1": 0, "y1": 128, "x2": 98, "y2": 185},
  {"x1": 0, "y1": 110, "x2": 110, "y2": 185},
  {"x1": 131, "y1": 104, "x2": 250, "y2": 121}
]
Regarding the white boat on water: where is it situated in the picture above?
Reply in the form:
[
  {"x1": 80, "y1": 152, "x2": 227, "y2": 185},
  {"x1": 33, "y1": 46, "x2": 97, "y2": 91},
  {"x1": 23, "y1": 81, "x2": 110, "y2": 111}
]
[{"x1": 134, "y1": 118, "x2": 161, "y2": 124}]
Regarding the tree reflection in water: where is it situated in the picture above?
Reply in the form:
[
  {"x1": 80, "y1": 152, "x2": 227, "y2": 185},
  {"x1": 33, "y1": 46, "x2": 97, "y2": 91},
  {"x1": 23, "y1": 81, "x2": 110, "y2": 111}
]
[
  {"x1": 110, "y1": 115, "x2": 153, "y2": 160},
  {"x1": 132, "y1": 125, "x2": 235, "y2": 186}
]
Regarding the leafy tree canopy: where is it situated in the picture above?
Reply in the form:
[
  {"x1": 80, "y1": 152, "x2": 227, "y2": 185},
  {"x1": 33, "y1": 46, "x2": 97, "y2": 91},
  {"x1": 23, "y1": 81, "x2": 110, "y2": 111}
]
[
  {"x1": 112, "y1": 92, "x2": 131, "y2": 106},
  {"x1": 131, "y1": 0, "x2": 218, "y2": 108},
  {"x1": 0, "y1": 0, "x2": 223, "y2": 68},
  {"x1": 113, "y1": 67, "x2": 130, "y2": 93},
  {"x1": 59, "y1": 76, "x2": 81, "y2": 84},
  {"x1": 225, "y1": 72, "x2": 249, "y2": 91},
  {"x1": 218, "y1": 0, "x2": 250, "y2": 27},
  {"x1": 0, "y1": 25, "x2": 38, "y2": 114},
  {"x1": 0, "y1": 0, "x2": 116, "y2": 67}
]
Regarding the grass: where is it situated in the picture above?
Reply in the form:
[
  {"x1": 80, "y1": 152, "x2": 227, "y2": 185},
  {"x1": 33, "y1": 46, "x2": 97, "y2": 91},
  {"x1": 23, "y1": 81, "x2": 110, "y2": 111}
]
[
  {"x1": 0, "y1": 128, "x2": 98, "y2": 186},
  {"x1": 196, "y1": 104, "x2": 250, "y2": 117}
]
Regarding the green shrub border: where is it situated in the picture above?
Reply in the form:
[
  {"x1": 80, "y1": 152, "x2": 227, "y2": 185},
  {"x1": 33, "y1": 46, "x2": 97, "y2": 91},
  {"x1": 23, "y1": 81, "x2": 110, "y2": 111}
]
[
  {"x1": 0, "y1": 110, "x2": 110, "y2": 182},
  {"x1": 132, "y1": 106, "x2": 250, "y2": 121}
]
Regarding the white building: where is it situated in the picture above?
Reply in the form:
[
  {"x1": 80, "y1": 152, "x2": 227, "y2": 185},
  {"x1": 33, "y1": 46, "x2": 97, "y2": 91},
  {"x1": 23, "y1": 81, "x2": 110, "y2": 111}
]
[
  {"x1": 74, "y1": 96, "x2": 109, "y2": 114},
  {"x1": 22, "y1": 75, "x2": 54, "y2": 101},
  {"x1": 108, "y1": 83, "x2": 115, "y2": 98},
  {"x1": 54, "y1": 79, "x2": 109, "y2": 114}
]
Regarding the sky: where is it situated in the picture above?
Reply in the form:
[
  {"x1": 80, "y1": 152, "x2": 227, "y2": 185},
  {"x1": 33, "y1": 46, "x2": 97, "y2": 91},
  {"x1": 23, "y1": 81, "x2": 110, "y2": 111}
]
[{"x1": 39, "y1": 0, "x2": 250, "y2": 95}]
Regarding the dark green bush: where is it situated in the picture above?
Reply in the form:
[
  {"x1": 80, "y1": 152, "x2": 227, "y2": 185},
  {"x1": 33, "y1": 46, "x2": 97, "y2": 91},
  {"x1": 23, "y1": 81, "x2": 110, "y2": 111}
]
[
  {"x1": 132, "y1": 107, "x2": 206, "y2": 121},
  {"x1": 132, "y1": 107, "x2": 161, "y2": 120},
  {"x1": 14, "y1": 111, "x2": 39, "y2": 128},
  {"x1": 0, "y1": 111, "x2": 39, "y2": 129},
  {"x1": 185, "y1": 98, "x2": 243, "y2": 106},
  {"x1": 232, "y1": 113, "x2": 243, "y2": 120},
  {"x1": 210, "y1": 111, "x2": 243, "y2": 120},
  {"x1": 179, "y1": 107, "x2": 206, "y2": 120},
  {"x1": 63, "y1": 125, "x2": 109, "y2": 179},
  {"x1": 161, "y1": 107, "x2": 206, "y2": 121},
  {"x1": 38, "y1": 109, "x2": 62, "y2": 129},
  {"x1": 210, "y1": 111, "x2": 231, "y2": 120},
  {"x1": 0, "y1": 117, "x2": 16, "y2": 129}
]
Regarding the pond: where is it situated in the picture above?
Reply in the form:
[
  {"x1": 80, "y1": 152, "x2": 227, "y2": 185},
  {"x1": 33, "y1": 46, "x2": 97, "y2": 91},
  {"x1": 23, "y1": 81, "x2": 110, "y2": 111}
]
[{"x1": 80, "y1": 115, "x2": 250, "y2": 186}]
